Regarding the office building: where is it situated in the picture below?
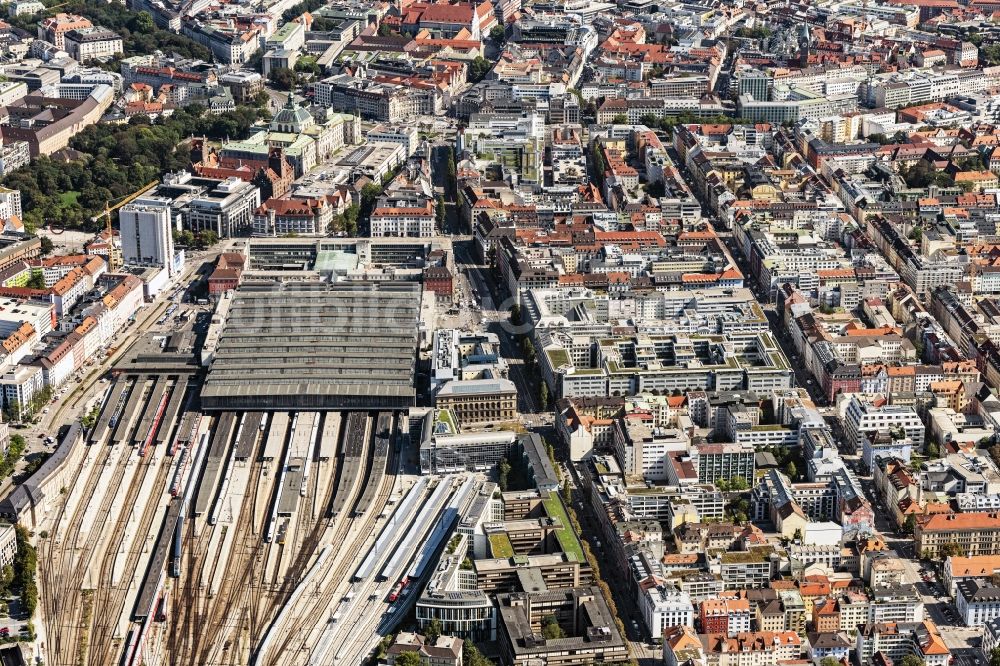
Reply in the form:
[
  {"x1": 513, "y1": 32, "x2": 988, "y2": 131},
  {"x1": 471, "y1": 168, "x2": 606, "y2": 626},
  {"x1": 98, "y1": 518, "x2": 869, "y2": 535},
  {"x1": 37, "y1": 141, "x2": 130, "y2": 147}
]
[
  {"x1": 496, "y1": 588, "x2": 628, "y2": 665},
  {"x1": 915, "y1": 513, "x2": 1000, "y2": 558},
  {"x1": 639, "y1": 584, "x2": 694, "y2": 639},
  {"x1": 119, "y1": 196, "x2": 177, "y2": 275},
  {"x1": 957, "y1": 580, "x2": 1000, "y2": 626},
  {"x1": 63, "y1": 27, "x2": 123, "y2": 62}
]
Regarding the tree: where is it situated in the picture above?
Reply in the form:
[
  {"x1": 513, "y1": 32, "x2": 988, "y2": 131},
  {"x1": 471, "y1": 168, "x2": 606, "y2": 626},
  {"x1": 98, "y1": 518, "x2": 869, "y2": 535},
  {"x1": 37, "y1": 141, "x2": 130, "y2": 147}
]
[
  {"x1": 645, "y1": 180, "x2": 666, "y2": 198},
  {"x1": 330, "y1": 204, "x2": 359, "y2": 236},
  {"x1": 940, "y1": 542, "x2": 966, "y2": 558},
  {"x1": 130, "y1": 11, "x2": 155, "y2": 33},
  {"x1": 490, "y1": 24, "x2": 506, "y2": 43},
  {"x1": 425, "y1": 618, "x2": 442, "y2": 643},
  {"x1": 39, "y1": 236, "x2": 54, "y2": 256},
  {"x1": 361, "y1": 183, "x2": 382, "y2": 209},
  {"x1": 499, "y1": 458, "x2": 511, "y2": 491},
  {"x1": 510, "y1": 303, "x2": 522, "y2": 326},
  {"x1": 4, "y1": 103, "x2": 270, "y2": 231},
  {"x1": 376, "y1": 633, "x2": 396, "y2": 660},
  {"x1": 464, "y1": 644, "x2": 496, "y2": 666},
  {"x1": 4, "y1": 1, "x2": 211, "y2": 60},
  {"x1": 436, "y1": 195, "x2": 446, "y2": 229},
  {"x1": 984, "y1": 44, "x2": 1000, "y2": 66},
  {"x1": 468, "y1": 56, "x2": 492, "y2": 83},
  {"x1": 13, "y1": 525, "x2": 37, "y2": 617},
  {"x1": 25, "y1": 272, "x2": 45, "y2": 289},
  {"x1": 611, "y1": 114, "x2": 627, "y2": 124},
  {"x1": 990, "y1": 646, "x2": 1000, "y2": 666},
  {"x1": 541, "y1": 614, "x2": 565, "y2": 639},
  {"x1": 446, "y1": 147, "x2": 456, "y2": 191},
  {"x1": 784, "y1": 461, "x2": 798, "y2": 480},
  {"x1": 538, "y1": 382, "x2": 549, "y2": 410},
  {"x1": 0, "y1": 565, "x2": 12, "y2": 596},
  {"x1": 562, "y1": 479, "x2": 572, "y2": 505},
  {"x1": 960, "y1": 155, "x2": 986, "y2": 172},
  {"x1": 903, "y1": 514, "x2": 917, "y2": 535},
  {"x1": 294, "y1": 57, "x2": 321, "y2": 77},
  {"x1": 520, "y1": 338, "x2": 535, "y2": 366},
  {"x1": 253, "y1": 90, "x2": 271, "y2": 108},
  {"x1": 729, "y1": 475, "x2": 749, "y2": 491},
  {"x1": 727, "y1": 497, "x2": 750, "y2": 523},
  {"x1": 2, "y1": 400, "x2": 21, "y2": 424},
  {"x1": 196, "y1": 230, "x2": 219, "y2": 248},
  {"x1": 395, "y1": 652, "x2": 422, "y2": 666},
  {"x1": 898, "y1": 656, "x2": 925, "y2": 666},
  {"x1": 591, "y1": 144, "x2": 606, "y2": 184},
  {"x1": 900, "y1": 160, "x2": 954, "y2": 188},
  {"x1": 268, "y1": 67, "x2": 298, "y2": 91},
  {"x1": 736, "y1": 25, "x2": 772, "y2": 39}
]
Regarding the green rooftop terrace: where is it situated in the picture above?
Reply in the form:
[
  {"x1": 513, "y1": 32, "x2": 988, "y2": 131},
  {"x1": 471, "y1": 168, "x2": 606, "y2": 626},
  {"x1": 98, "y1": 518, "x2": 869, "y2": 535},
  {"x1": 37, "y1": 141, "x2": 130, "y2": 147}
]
[
  {"x1": 489, "y1": 533, "x2": 514, "y2": 559},
  {"x1": 542, "y1": 492, "x2": 584, "y2": 562},
  {"x1": 436, "y1": 408, "x2": 457, "y2": 434},
  {"x1": 546, "y1": 348, "x2": 571, "y2": 367}
]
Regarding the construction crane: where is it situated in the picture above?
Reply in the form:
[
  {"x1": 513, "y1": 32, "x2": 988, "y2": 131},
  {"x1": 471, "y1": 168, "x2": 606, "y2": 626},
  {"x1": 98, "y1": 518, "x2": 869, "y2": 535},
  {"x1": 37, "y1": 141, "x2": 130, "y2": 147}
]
[{"x1": 90, "y1": 181, "x2": 159, "y2": 271}]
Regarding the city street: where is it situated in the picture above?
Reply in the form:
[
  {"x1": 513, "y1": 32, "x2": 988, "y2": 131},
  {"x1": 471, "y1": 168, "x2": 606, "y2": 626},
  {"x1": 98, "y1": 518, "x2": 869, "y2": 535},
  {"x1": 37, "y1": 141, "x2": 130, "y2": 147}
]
[{"x1": 452, "y1": 240, "x2": 544, "y2": 414}]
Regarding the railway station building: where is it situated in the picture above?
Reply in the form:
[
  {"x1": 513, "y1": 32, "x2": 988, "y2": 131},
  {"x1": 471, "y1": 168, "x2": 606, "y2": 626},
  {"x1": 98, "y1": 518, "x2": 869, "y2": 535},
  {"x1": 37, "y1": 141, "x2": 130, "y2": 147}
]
[{"x1": 200, "y1": 281, "x2": 420, "y2": 411}]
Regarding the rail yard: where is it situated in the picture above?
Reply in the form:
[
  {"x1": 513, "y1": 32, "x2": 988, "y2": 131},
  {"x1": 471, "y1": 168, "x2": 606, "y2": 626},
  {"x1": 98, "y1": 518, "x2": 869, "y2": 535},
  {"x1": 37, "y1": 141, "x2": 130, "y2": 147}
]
[{"x1": 32, "y1": 362, "x2": 467, "y2": 665}]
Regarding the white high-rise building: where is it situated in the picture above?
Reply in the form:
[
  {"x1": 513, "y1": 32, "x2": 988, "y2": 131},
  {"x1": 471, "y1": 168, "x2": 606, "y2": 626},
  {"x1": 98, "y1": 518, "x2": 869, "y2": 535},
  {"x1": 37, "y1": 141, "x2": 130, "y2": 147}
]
[
  {"x1": 119, "y1": 196, "x2": 176, "y2": 275},
  {"x1": 0, "y1": 188, "x2": 22, "y2": 221}
]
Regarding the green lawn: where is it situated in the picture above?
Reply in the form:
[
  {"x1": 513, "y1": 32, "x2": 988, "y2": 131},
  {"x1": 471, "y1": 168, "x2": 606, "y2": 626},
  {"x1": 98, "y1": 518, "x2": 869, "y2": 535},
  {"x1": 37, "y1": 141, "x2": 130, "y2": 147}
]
[
  {"x1": 60, "y1": 191, "x2": 80, "y2": 205},
  {"x1": 437, "y1": 409, "x2": 457, "y2": 433},
  {"x1": 542, "y1": 492, "x2": 584, "y2": 562},
  {"x1": 489, "y1": 533, "x2": 514, "y2": 558}
]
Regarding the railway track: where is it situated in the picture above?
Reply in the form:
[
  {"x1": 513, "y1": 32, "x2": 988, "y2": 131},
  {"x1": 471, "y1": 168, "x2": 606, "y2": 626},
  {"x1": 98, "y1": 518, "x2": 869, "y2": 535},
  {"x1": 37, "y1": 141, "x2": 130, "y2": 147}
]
[
  {"x1": 270, "y1": 421, "x2": 400, "y2": 665},
  {"x1": 167, "y1": 413, "x2": 220, "y2": 663},
  {"x1": 189, "y1": 448, "x2": 267, "y2": 665},
  {"x1": 310, "y1": 466, "x2": 396, "y2": 665},
  {"x1": 249, "y1": 415, "x2": 336, "y2": 658},
  {"x1": 259, "y1": 413, "x2": 371, "y2": 663},
  {"x1": 39, "y1": 442, "x2": 117, "y2": 666},
  {"x1": 40, "y1": 377, "x2": 159, "y2": 665},
  {"x1": 52, "y1": 443, "x2": 135, "y2": 665},
  {"x1": 87, "y1": 381, "x2": 180, "y2": 663},
  {"x1": 32, "y1": 263, "x2": 212, "y2": 664},
  {"x1": 160, "y1": 411, "x2": 402, "y2": 665},
  {"x1": 86, "y1": 454, "x2": 172, "y2": 665},
  {"x1": 167, "y1": 411, "x2": 335, "y2": 665}
]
